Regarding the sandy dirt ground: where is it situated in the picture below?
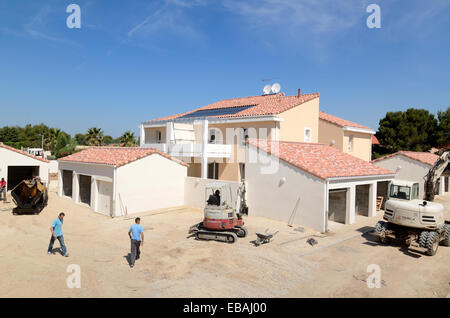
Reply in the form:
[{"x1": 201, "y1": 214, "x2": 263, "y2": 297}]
[{"x1": 0, "y1": 190, "x2": 449, "y2": 298}]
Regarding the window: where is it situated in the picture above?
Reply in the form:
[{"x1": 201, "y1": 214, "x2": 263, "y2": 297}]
[
  {"x1": 209, "y1": 129, "x2": 216, "y2": 144},
  {"x1": 348, "y1": 135, "x2": 353, "y2": 152},
  {"x1": 241, "y1": 128, "x2": 249, "y2": 146},
  {"x1": 208, "y1": 162, "x2": 219, "y2": 179},
  {"x1": 156, "y1": 130, "x2": 162, "y2": 143},
  {"x1": 389, "y1": 184, "x2": 411, "y2": 200},
  {"x1": 304, "y1": 127, "x2": 312, "y2": 142},
  {"x1": 412, "y1": 183, "x2": 419, "y2": 200}
]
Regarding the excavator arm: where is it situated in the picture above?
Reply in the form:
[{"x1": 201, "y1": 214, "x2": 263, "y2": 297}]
[{"x1": 424, "y1": 151, "x2": 450, "y2": 201}]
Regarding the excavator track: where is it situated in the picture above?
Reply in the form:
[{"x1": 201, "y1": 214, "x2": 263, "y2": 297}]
[{"x1": 195, "y1": 230, "x2": 238, "y2": 243}]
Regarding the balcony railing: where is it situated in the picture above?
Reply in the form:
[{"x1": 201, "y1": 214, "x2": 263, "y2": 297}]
[{"x1": 142, "y1": 142, "x2": 232, "y2": 158}]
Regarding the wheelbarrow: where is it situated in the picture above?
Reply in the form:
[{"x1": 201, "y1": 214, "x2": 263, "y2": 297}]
[{"x1": 252, "y1": 228, "x2": 279, "y2": 247}]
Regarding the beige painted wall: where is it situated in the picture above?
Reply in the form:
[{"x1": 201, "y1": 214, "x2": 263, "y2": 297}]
[
  {"x1": 372, "y1": 155, "x2": 431, "y2": 199},
  {"x1": 0, "y1": 147, "x2": 50, "y2": 187},
  {"x1": 245, "y1": 145, "x2": 326, "y2": 232},
  {"x1": 117, "y1": 154, "x2": 187, "y2": 215},
  {"x1": 279, "y1": 98, "x2": 319, "y2": 143},
  {"x1": 318, "y1": 119, "x2": 344, "y2": 150},
  {"x1": 318, "y1": 119, "x2": 372, "y2": 161},
  {"x1": 184, "y1": 176, "x2": 244, "y2": 209},
  {"x1": 343, "y1": 131, "x2": 372, "y2": 161}
]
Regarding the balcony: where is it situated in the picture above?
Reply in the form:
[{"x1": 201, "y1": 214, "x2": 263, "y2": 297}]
[{"x1": 142, "y1": 143, "x2": 232, "y2": 158}]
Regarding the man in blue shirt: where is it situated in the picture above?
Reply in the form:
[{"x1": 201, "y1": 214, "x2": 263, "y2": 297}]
[
  {"x1": 48, "y1": 212, "x2": 68, "y2": 257},
  {"x1": 128, "y1": 217, "x2": 144, "y2": 268}
]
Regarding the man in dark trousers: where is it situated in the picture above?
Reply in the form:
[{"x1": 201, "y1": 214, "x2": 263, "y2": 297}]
[
  {"x1": 128, "y1": 217, "x2": 144, "y2": 268},
  {"x1": 0, "y1": 178, "x2": 6, "y2": 202},
  {"x1": 48, "y1": 212, "x2": 69, "y2": 257}
]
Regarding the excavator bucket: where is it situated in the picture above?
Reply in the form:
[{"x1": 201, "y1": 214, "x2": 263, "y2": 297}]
[{"x1": 11, "y1": 179, "x2": 48, "y2": 214}]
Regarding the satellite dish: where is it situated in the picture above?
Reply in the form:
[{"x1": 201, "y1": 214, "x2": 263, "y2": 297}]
[
  {"x1": 263, "y1": 85, "x2": 271, "y2": 95},
  {"x1": 271, "y1": 83, "x2": 281, "y2": 94}
]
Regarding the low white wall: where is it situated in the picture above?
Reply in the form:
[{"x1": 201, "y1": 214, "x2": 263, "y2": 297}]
[
  {"x1": 49, "y1": 160, "x2": 59, "y2": 173},
  {"x1": 184, "y1": 176, "x2": 243, "y2": 209}
]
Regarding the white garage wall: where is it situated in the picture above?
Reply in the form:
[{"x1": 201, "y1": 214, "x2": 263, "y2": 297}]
[
  {"x1": 57, "y1": 161, "x2": 114, "y2": 213},
  {"x1": 372, "y1": 156, "x2": 430, "y2": 199},
  {"x1": 116, "y1": 154, "x2": 187, "y2": 216},
  {"x1": 0, "y1": 147, "x2": 50, "y2": 186},
  {"x1": 245, "y1": 146, "x2": 326, "y2": 232}
]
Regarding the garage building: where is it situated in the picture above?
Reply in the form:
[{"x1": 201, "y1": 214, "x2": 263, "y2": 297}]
[
  {"x1": 372, "y1": 151, "x2": 449, "y2": 199},
  {"x1": 246, "y1": 140, "x2": 395, "y2": 232},
  {"x1": 58, "y1": 147, "x2": 188, "y2": 217},
  {"x1": 0, "y1": 143, "x2": 50, "y2": 190}
]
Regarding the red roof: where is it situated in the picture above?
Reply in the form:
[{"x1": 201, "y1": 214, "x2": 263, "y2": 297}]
[
  {"x1": 371, "y1": 151, "x2": 439, "y2": 167},
  {"x1": 58, "y1": 147, "x2": 189, "y2": 168},
  {"x1": 319, "y1": 111, "x2": 373, "y2": 131},
  {"x1": 248, "y1": 139, "x2": 394, "y2": 180},
  {"x1": 0, "y1": 143, "x2": 50, "y2": 163},
  {"x1": 372, "y1": 135, "x2": 380, "y2": 145},
  {"x1": 147, "y1": 92, "x2": 320, "y2": 122}
]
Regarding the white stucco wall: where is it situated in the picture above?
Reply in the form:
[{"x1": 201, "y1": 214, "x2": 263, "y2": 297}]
[
  {"x1": 372, "y1": 155, "x2": 431, "y2": 199},
  {"x1": 0, "y1": 147, "x2": 50, "y2": 187},
  {"x1": 116, "y1": 154, "x2": 187, "y2": 216},
  {"x1": 245, "y1": 145, "x2": 326, "y2": 232}
]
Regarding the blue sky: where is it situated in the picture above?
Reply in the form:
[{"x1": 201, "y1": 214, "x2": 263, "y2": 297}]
[{"x1": 1, "y1": 0, "x2": 449, "y2": 137}]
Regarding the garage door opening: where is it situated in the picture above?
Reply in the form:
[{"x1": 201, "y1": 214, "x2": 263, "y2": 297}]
[
  {"x1": 96, "y1": 181, "x2": 112, "y2": 216},
  {"x1": 7, "y1": 166, "x2": 39, "y2": 190},
  {"x1": 62, "y1": 170, "x2": 73, "y2": 197},
  {"x1": 328, "y1": 189, "x2": 347, "y2": 224},
  {"x1": 377, "y1": 181, "x2": 389, "y2": 210},
  {"x1": 356, "y1": 184, "x2": 370, "y2": 216},
  {"x1": 79, "y1": 175, "x2": 91, "y2": 206}
]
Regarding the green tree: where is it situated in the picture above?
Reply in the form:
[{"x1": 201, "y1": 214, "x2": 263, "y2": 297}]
[
  {"x1": 86, "y1": 127, "x2": 104, "y2": 146},
  {"x1": 119, "y1": 131, "x2": 136, "y2": 147},
  {"x1": 74, "y1": 133, "x2": 87, "y2": 146},
  {"x1": 376, "y1": 108, "x2": 438, "y2": 153},
  {"x1": 436, "y1": 107, "x2": 450, "y2": 146},
  {"x1": 103, "y1": 135, "x2": 114, "y2": 145}
]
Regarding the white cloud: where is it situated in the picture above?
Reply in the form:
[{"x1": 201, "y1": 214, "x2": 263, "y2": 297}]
[
  {"x1": 127, "y1": 0, "x2": 206, "y2": 40},
  {"x1": 222, "y1": 0, "x2": 367, "y2": 34}
]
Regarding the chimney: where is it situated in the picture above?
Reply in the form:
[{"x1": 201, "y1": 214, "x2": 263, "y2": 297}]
[{"x1": 297, "y1": 89, "x2": 301, "y2": 97}]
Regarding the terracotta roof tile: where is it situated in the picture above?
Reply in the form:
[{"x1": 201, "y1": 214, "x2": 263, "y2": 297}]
[
  {"x1": 372, "y1": 135, "x2": 380, "y2": 145},
  {"x1": 0, "y1": 142, "x2": 50, "y2": 163},
  {"x1": 58, "y1": 147, "x2": 189, "y2": 168},
  {"x1": 248, "y1": 139, "x2": 394, "y2": 180},
  {"x1": 319, "y1": 111, "x2": 372, "y2": 131},
  {"x1": 147, "y1": 93, "x2": 320, "y2": 122},
  {"x1": 371, "y1": 151, "x2": 439, "y2": 167}
]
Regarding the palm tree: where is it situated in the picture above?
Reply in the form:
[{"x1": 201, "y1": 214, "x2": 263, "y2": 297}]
[
  {"x1": 86, "y1": 127, "x2": 104, "y2": 146},
  {"x1": 119, "y1": 131, "x2": 136, "y2": 147},
  {"x1": 46, "y1": 128, "x2": 61, "y2": 152}
]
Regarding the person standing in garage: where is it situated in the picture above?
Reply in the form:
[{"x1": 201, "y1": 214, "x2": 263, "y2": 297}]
[
  {"x1": 0, "y1": 178, "x2": 6, "y2": 202},
  {"x1": 128, "y1": 217, "x2": 144, "y2": 268},
  {"x1": 47, "y1": 212, "x2": 69, "y2": 257}
]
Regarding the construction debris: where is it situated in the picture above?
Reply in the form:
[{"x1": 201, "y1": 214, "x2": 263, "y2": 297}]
[
  {"x1": 307, "y1": 238, "x2": 318, "y2": 246},
  {"x1": 294, "y1": 227, "x2": 305, "y2": 232},
  {"x1": 252, "y1": 228, "x2": 279, "y2": 247}
]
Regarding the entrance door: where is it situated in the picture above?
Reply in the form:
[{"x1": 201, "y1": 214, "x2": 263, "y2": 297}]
[
  {"x1": 62, "y1": 170, "x2": 73, "y2": 197},
  {"x1": 328, "y1": 189, "x2": 347, "y2": 224},
  {"x1": 97, "y1": 181, "x2": 112, "y2": 216}
]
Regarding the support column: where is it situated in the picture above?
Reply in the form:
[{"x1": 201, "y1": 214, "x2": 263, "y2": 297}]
[
  {"x1": 368, "y1": 182, "x2": 377, "y2": 217},
  {"x1": 439, "y1": 176, "x2": 445, "y2": 195},
  {"x1": 346, "y1": 185, "x2": 356, "y2": 224},
  {"x1": 139, "y1": 124, "x2": 145, "y2": 147},
  {"x1": 201, "y1": 119, "x2": 209, "y2": 179},
  {"x1": 73, "y1": 172, "x2": 79, "y2": 203},
  {"x1": 57, "y1": 170, "x2": 63, "y2": 197},
  {"x1": 166, "y1": 121, "x2": 173, "y2": 154}
]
